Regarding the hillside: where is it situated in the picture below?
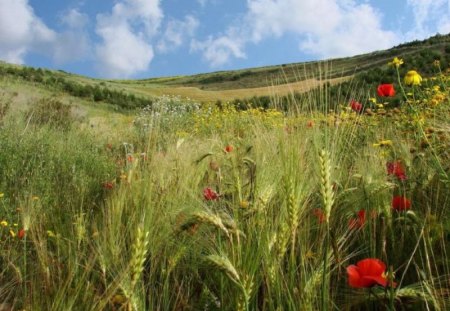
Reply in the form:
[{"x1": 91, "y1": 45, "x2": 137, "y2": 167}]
[{"x1": 0, "y1": 33, "x2": 449, "y2": 107}]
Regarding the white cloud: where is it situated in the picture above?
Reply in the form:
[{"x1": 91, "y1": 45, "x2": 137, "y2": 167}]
[
  {"x1": 406, "y1": 0, "x2": 449, "y2": 39},
  {"x1": 0, "y1": 0, "x2": 55, "y2": 63},
  {"x1": 52, "y1": 9, "x2": 91, "y2": 64},
  {"x1": 157, "y1": 15, "x2": 199, "y2": 53},
  {"x1": 95, "y1": 0, "x2": 163, "y2": 78},
  {"x1": 299, "y1": 4, "x2": 398, "y2": 58},
  {"x1": 192, "y1": 0, "x2": 398, "y2": 67},
  {"x1": 190, "y1": 27, "x2": 246, "y2": 67}
]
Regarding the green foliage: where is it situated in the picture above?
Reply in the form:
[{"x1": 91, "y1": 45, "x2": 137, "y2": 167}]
[{"x1": 25, "y1": 97, "x2": 75, "y2": 130}]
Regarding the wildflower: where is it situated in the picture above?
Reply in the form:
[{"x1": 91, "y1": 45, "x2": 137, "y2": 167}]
[
  {"x1": 347, "y1": 258, "x2": 395, "y2": 288},
  {"x1": 32, "y1": 196, "x2": 39, "y2": 201},
  {"x1": 47, "y1": 230, "x2": 56, "y2": 238},
  {"x1": 9, "y1": 230, "x2": 15, "y2": 237},
  {"x1": 18, "y1": 229, "x2": 25, "y2": 239},
  {"x1": 127, "y1": 154, "x2": 134, "y2": 163},
  {"x1": 373, "y1": 140, "x2": 393, "y2": 147},
  {"x1": 224, "y1": 145, "x2": 233, "y2": 153},
  {"x1": 389, "y1": 57, "x2": 404, "y2": 68},
  {"x1": 103, "y1": 182, "x2": 114, "y2": 190},
  {"x1": 240, "y1": 200, "x2": 249, "y2": 209},
  {"x1": 203, "y1": 187, "x2": 219, "y2": 201},
  {"x1": 392, "y1": 196, "x2": 411, "y2": 211},
  {"x1": 313, "y1": 208, "x2": 325, "y2": 224},
  {"x1": 350, "y1": 100, "x2": 363, "y2": 112},
  {"x1": 433, "y1": 60, "x2": 440, "y2": 68},
  {"x1": 377, "y1": 84, "x2": 396, "y2": 97},
  {"x1": 404, "y1": 70, "x2": 422, "y2": 86},
  {"x1": 0, "y1": 193, "x2": 4, "y2": 198},
  {"x1": 306, "y1": 120, "x2": 314, "y2": 128},
  {"x1": 386, "y1": 161, "x2": 407, "y2": 181},
  {"x1": 0, "y1": 220, "x2": 8, "y2": 227},
  {"x1": 348, "y1": 209, "x2": 366, "y2": 229}
]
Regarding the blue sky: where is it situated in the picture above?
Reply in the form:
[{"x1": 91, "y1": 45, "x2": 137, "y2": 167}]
[{"x1": 0, "y1": 0, "x2": 449, "y2": 79}]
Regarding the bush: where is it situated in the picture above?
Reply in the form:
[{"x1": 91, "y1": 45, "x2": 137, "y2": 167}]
[{"x1": 25, "y1": 97, "x2": 75, "y2": 130}]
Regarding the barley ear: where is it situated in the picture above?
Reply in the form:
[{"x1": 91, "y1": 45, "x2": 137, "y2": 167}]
[{"x1": 319, "y1": 150, "x2": 334, "y2": 223}]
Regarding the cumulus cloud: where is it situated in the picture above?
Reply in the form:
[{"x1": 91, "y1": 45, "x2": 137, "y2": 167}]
[
  {"x1": 0, "y1": 0, "x2": 55, "y2": 63},
  {"x1": 406, "y1": 0, "x2": 450, "y2": 39},
  {"x1": 192, "y1": 0, "x2": 398, "y2": 66},
  {"x1": 52, "y1": 9, "x2": 91, "y2": 64},
  {"x1": 299, "y1": 3, "x2": 398, "y2": 58},
  {"x1": 157, "y1": 15, "x2": 199, "y2": 53},
  {"x1": 190, "y1": 27, "x2": 246, "y2": 67},
  {"x1": 95, "y1": 0, "x2": 163, "y2": 78}
]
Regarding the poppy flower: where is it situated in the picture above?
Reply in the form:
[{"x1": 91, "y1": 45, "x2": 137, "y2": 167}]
[
  {"x1": 306, "y1": 120, "x2": 314, "y2": 128},
  {"x1": 350, "y1": 100, "x2": 363, "y2": 112},
  {"x1": 392, "y1": 196, "x2": 411, "y2": 211},
  {"x1": 377, "y1": 84, "x2": 396, "y2": 97},
  {"x1": 386, "y1": 161, "x2": 407, "y2": 181},
  {"x1": 404, "y1": 70, "x2": 422, "y2": 86},
  {"x1": 203, "y1": 187, "x2": 219, "y2": 201},
  {"x1": 347, "y1": 258, "x2": 394, "y2": 288},
  {"x1": 18, "y1": 229, "x2": 26, "y2": 239},
  {"x1": 225, "y1": 145, "x2": 233, "y2": 153},
  {"x1": 103, "y1": 182, "x2": 114, "y2": 190},
  {"x1": 349, "y1": 209, "x2": 366, "y2": 229},
  {"x1": 313, "y1": 208, "x2": 325, "y2": 224}
]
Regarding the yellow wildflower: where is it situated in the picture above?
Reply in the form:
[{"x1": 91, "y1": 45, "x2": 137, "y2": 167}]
[
  {"x1": 47, "y1": 230, "x2": 56, "y2": 238},
  {"x1": 32, "y1": 196, "x2": 39, "y2": 201},
  {"x1": 389, "y1": 57, "x2": 404, "y2": 68},
  {"x1": 433, "y1": 60, "x2": 440, "y2": 67},
  {"x1": 0, "y1": 220, "x2": 8, "y2": 227},
  {"x1": 373, "y1": 140, "x2": 393, "y2": 147},
  {"x1": 404, "y1": 70, "x2": 422, "y2": 86},
  {"x1": 0, "y1": 193, "x2": 4, "y2": 198},
  {"x1": 9, "y1": 230, "x2": 16, "y2": 237},
  {"x1": 240, "y1": 200, "x2": 249, "y2": 209}
]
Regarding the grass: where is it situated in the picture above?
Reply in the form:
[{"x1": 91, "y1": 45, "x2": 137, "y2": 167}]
[{"x1": 0, "y1": 55, "x2": 449, "y2": 310}]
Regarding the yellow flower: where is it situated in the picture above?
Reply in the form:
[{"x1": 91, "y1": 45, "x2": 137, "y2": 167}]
[
  {"x1": 47, "y1": 230, "x2": 56, "y2": 238},
  {"x1": 0, "y1": 193, "x2": 4, "y2": 198},
  {"x1": 0, "y1": 220, "x2": 8, "y2": 227},
  {"x1": 373, "y1": 140, "x2": 393, "y2": 147},
  {"x1": 32, "y1": 196, "x2": 39, "y2": 201},
  {"x1": 9, "y1": 230, "x2": 16, "y2": 237},
  {"x1": 433, "y1": 60, "x2": 440, "y2": 67},
  {"x1": 389, "y1": 57, "x2": 404, "y2": 68},
  {"x1": 404, "y1": 70, "x2": 422, "y2": 86}
]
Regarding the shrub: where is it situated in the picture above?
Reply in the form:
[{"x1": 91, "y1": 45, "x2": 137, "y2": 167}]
[{"x1": 25, "y1": 97, "x2": 75, "y2": 130}]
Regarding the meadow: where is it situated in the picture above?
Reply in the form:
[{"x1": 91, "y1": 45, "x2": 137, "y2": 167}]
[{"x1": 0, "y1": 58, "x2": 449, "y2": 311}]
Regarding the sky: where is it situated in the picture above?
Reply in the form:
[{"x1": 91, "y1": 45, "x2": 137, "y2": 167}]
[{"x1": 0, "y1": 0, "x2": 449, "y2": 79}]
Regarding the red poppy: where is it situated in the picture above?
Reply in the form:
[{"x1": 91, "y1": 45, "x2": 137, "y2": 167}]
[
  {"x1": 127, "y1": 154, "x2": 133, "y2": 163},
  {"x1": 349, "y1": 209, "x2": 366, "y2": 229},
  {"x1": 225, "y1": 145, "x2": 233, "y2": 153},
  {"x1": 103, "y1": 182, "x2": 114, "y2": 190},
  {"x1": 386, "y1": 161, "x2": 407, "y2": 181},
  {"x1": 18, "y1": 229, "x2": 26, "y2": 239},
  {"x1": 392, "y1": 196, "x2": 411, "y2": 211},
  {"x1": 313, "y1": 208, "x2": 325, "y2": 224},
  {"x1": 347, "y1": 258, "x2": 394, "y2": 288},
  {"x1": 350, "y1": 100, "x2": 363, "y2": 112},
  {"x1": 377, "y1": 84, "x2": 396, "y2": 97},
  {"x1": 306, "y1": 120, "x2": 314, "y2": 128},
  {"x1": 203, "y1": 187, "x2": 219, "y2": 201}
]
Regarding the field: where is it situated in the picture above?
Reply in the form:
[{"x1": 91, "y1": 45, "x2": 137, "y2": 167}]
[{"x1": 0, "y1": 46, "x2": 450, "y2": 310}]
